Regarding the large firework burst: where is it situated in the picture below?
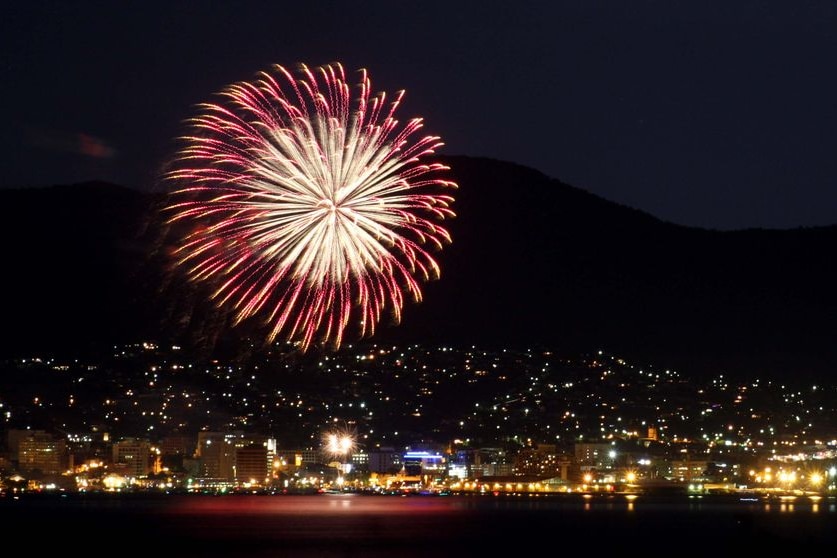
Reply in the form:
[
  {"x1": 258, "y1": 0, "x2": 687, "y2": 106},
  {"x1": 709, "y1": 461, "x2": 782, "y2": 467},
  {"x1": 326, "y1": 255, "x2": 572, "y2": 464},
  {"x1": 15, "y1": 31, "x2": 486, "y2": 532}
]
[{"x1": 164, "y1": 62, "x2": 456, "y2": 351}]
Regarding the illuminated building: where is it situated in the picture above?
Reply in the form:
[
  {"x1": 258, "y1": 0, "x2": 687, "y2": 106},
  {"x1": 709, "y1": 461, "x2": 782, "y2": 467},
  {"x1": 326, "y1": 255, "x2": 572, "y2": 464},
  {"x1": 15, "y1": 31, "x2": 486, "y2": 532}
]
[
  {"x1": 273, "y1": 449, "x2": 320, "y2": 470},
  {"x1": 574, "y1": 442, "x2": 616, "y2": 471},
  {"x1": 367, "y1": 447, "x2": 402, "y2": 474},
  {"x1": 350, "y1": 451, "x2": 370, "y2": 473},
  {"x1": 196, "y1": 432, "x2": 240, "y2": 481},
  {"x1": 7, "y1": 429, "x2": 33, "y2": 463},
  {"x1": 112, "y1": 438, "x2": 151, "y2": 477},
  {"x1": 274, "y1": 450, "x2": 301, "y2": 469},
  {"x1": 161, "y1": 435, "x2": 194, "y2": 457},
  {"x1": 402, "y1": 451, "x2": 445, "y2": 476},
  {"x1": 470, "y1": 447, "x2": 513, "y2": 477},
  {"x1": 18, "y1": 431, "x2": 67, "y2": 475},
  {"x1": 235, "y1": 444, "x2": 268, "y2": 485},
  {"x1": 670, "y1": 459, "x2": 711, "y2": 483},
  {"x1": 514, "y1": 444, "x2": 571, "y2": 479}
]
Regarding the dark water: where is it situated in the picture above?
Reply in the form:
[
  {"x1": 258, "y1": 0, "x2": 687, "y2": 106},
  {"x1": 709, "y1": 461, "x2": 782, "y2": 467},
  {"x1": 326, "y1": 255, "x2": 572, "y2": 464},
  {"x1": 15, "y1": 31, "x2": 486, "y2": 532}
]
[{"x1": 3, "y1": 492, "x2": 835, "y2": 556}]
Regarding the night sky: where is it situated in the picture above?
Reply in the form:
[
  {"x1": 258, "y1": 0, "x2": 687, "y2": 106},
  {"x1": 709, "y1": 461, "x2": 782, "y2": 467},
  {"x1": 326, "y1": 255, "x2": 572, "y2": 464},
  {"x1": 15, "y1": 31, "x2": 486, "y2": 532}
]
[{"x1": 3, "y1": 1, "x2": 836, "y2": 230}]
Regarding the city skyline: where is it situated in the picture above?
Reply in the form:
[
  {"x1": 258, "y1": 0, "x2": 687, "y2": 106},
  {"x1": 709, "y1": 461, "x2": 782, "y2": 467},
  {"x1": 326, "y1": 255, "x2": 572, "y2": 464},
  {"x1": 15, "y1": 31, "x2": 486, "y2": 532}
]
[
  {"x1": 3, "y1": 340, "x2": 835, "y2": 495},
  {"x1": 3, "y1": 340, "x2": 834, "y2": 450}
]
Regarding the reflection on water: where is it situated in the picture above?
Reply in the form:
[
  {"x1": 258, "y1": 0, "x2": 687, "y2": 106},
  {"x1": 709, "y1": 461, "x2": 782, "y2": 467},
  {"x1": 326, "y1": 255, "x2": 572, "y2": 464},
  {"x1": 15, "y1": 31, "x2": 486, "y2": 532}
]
[{"x1": 2, "y1": 493, "x2": 836, "y2": 556}]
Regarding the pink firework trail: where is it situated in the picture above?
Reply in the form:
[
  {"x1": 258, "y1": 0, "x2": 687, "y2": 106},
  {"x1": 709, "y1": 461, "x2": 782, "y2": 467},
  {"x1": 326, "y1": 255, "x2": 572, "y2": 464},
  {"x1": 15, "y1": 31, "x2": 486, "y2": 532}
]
[{"x1": 164, "y1": 62, "x2": 456, "y2": 351}]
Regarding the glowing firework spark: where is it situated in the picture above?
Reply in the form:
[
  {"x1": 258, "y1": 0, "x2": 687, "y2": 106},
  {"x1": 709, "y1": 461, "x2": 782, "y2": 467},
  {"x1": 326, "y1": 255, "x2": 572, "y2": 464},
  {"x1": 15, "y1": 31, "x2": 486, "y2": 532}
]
[
  {"x1": 164, "y1": 62, "x2": 456, "y2": 351},
  {"x1": 323, "y1": 432, "x2": 354, "y2": 459}
]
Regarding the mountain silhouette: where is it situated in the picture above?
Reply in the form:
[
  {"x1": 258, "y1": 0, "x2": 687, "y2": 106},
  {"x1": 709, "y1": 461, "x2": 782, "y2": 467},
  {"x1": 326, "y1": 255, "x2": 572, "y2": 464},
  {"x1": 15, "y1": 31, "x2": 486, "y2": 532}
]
[{"x1": 2, "y1": 155, "x2": 836, "y2": 381}]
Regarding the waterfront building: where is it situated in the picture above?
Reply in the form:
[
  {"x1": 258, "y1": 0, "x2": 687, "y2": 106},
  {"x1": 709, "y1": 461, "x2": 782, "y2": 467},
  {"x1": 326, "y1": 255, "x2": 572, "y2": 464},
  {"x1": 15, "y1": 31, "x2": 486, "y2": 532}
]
[
  {"x1": 18, "y1": 431, "x2": 67, "y2": 475},
  {"x1": 574, "y1": 442, "x2": 617, "y2": 471},
  {"x1": 196, "y1": 431, "x2": 241, "y2": 480},
  {"x1": 402, "y1": 451, "x2": 446, "y2": 477},
  {"x1": 235, "y1": 443, "x2": 269, "y2": 484},
  {"x1": 514, "y1": 444, "x2": 571, "y2": 479},
  {"x1": 112, "y1": 438, "x2": 151, "y2": 477},
  {"x1": 367, "y1": 447, "x2": 402, "y2": 474},
  {"x1": 161, "y1": 435, "x2": 194, "y2": 457},
  {"x1": 350, "y1": 451, "x2": 370, "y2": 473}
]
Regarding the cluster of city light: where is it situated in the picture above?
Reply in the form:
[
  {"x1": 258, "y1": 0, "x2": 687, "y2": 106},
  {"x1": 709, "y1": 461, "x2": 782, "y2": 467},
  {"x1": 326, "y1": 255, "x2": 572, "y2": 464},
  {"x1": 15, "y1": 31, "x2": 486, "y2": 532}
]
[
  {"x1": 748, "y1": 466, "x2": 835, "y2": 492},
  {"x1": 451, "y1": 480, "x2": 561, "y2": 493}
]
